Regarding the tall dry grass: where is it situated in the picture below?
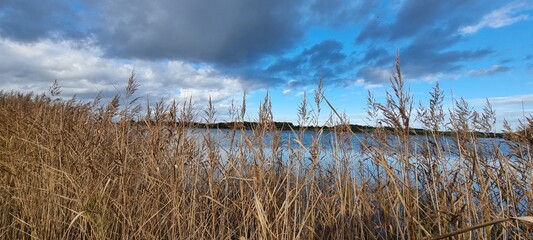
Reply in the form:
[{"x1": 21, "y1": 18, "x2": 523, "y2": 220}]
[{"x1": 1, "y1": 55, "x2": 532, "y2": 239}]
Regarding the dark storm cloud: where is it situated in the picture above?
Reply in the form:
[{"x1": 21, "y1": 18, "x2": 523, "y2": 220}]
[
  {"x1": 355, "y1": 27, "x2": 493, "y2": 83},
  {"x1": 355, "y1": 19, "x2": 387, "y2": 43},
  {"x1": 309, "y1": 0, "x2": 378, "y2": 27},
  {"x1": 87, "y1": 0, "x2": 308, "y2": 65},
  {"x1": 388, "y1": 0, "x2": 481, "y2": 40},
  {"x1": 356, "y1": 0, "x2": 485, "y2": 42},
  {"x1": 400, "y1": 27, "x2": 493, "y2": 77},
  {"x1": 360, "y1": 47, "x2": 392, "y2": 65},
  {"x1": 0, "y1": 0, "x2": 85, "y2": 41},
  {"x1": 1, "y1": 0, "x2": 312, "y2": 66},
  {"x1": 0, "y1": 0, "x2": 509, "y2": 93},
  {"x1": 0, "y1": 0, "x2": 381, "y2": 90},
  {"x1": 355, "y1": 1, "x2": 495, "y2": 83},
  {"x1": 265, "y1": 40, "x2": 352, "y2": 86}
]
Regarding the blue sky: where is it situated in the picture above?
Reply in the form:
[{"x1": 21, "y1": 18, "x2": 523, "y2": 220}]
[{"x1": 0, "y1": 0, "x2": 532, "y2": 130}]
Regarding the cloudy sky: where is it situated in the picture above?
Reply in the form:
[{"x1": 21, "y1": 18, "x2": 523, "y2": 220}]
[{"x1": 1, "y1": 0, "x2": 532, "y2": 130}]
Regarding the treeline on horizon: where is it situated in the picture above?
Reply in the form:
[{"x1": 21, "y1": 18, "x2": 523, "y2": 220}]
[{"x1": 135, "y1": 120, "x2": 506, "y2": 138}]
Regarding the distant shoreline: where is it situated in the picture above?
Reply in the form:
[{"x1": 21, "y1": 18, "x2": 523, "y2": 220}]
[{"x1": 137, "y1": 120, "x2": 505, "y2": 139}]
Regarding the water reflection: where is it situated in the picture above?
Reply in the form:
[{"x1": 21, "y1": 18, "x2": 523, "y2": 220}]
[{"x1": 184, "y1": 128, "x2": 513, "y2": 165}]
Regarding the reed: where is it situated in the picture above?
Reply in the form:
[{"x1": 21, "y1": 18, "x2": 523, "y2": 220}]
[{"x1": 1, "y1": 55, "x2": 532, "y2": 239}]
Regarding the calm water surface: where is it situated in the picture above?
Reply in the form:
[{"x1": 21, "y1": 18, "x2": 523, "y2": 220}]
[{"x1": 184, "y1": 128, "x2": 513, "y2": 165}]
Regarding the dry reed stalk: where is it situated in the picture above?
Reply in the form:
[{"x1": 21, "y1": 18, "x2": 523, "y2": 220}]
[{"x1": 1, "y1": 56, "x2": 532, "y2": 239}]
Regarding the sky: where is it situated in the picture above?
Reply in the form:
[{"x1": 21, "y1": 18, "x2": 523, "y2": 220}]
[{"x1": 1, "y1": 0, "x2": 532, "y2": 131}]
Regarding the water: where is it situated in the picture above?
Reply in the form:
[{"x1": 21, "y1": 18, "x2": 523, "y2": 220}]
[{"x1": 184, "y1": 128, "x2": 516, "y2": 167}]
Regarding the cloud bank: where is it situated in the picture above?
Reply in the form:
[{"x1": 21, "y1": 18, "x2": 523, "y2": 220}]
[{"x1": 0, "y1": 0, "x2": 531, "y2": 120}]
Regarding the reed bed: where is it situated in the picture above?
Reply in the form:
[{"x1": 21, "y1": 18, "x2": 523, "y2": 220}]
[{"x1": 1, "y1": 56, "x2": 532, "y2": 239}]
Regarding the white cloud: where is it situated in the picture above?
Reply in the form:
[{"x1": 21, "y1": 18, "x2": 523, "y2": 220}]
[
  {"x1": 295, "y1": 91, "x2": 306, "y2": 97},
  {"x1": 354, "y1": 79, "x2": 365, "y2": 86},
  {"x1": 471, "y1": 94, "x2": 533, "y2": 106},
  {"x1": 282, "y1": 89, "x2": 292, "y2": 95},
  {"x1": 460, "y1": 0, "x2": 533, "y2": 34},
  {"x1": 0, "y1": 38, "x2": 130, "y2": 96},
  {"x1": 419, "y1": 73, "x2": 445, "y2": 82},
  {"x1": 468, "y1": 94, "x2": 533, "y2": 129},
  {"x1": 365, "y1": 83, "x2": 383, "y2": 89},
  {"x1": 293, "y1": 88, "x2": 314, "y2": 97},
  {"x1": 176, "y1": 77, "x2": 244, "y2": 103},
  {"x1": 0, "y1": 38, "x2": 246, "y2": 106},
  {"x1": 353, "y1": 78, "x2": 383, "y2": 89}
]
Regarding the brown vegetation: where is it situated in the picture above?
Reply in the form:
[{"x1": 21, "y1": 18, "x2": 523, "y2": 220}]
[{"x1": 1, "y1": 55, "x2": 532, "y2": 239}]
